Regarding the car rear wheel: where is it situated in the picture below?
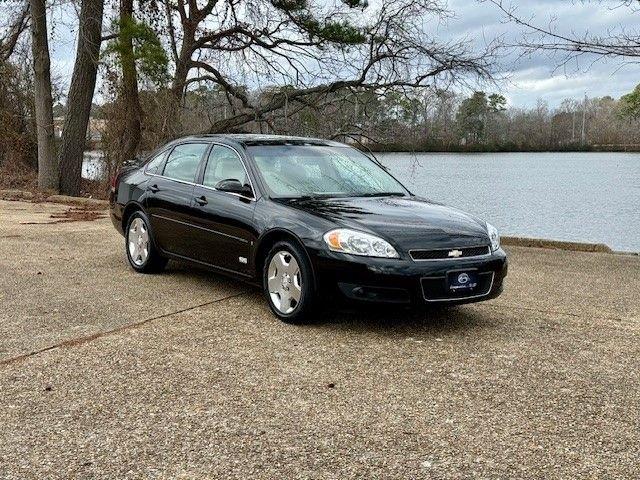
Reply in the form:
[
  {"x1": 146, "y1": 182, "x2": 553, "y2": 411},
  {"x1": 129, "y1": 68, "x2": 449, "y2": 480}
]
[
  {"x1": 263, "y1": 241, "x2": 316, "y2": 323},
  {"x1": 125, "y1": 211, "x2": 167, "y2": 273}
]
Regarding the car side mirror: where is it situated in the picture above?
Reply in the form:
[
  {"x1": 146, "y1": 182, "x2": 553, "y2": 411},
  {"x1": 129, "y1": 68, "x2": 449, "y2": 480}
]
[{"x1": 215, "y1": 178, "x2": 253, "y2": 197}]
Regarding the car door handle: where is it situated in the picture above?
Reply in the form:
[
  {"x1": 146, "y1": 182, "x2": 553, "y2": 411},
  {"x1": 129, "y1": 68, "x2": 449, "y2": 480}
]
[
  {"x1": 148, "y1": 184, "x2": 160, "y2": 193},
  {"x1": 195, "y1": 195, "x2": 208, "y2": 206}
]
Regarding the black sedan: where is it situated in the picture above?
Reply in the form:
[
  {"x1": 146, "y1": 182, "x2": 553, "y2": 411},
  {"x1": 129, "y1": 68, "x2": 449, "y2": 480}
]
[{"x1": 110, "y1": 134, "x2": 507, "y2": 323}]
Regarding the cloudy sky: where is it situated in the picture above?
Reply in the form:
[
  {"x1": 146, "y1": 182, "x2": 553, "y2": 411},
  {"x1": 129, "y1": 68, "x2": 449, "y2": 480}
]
[
  {"x1": 45, "y1": 0, "x2": 640, "y2": 108},
  {"x1": 445, "y1": 0, "x2": 640, "y2": 106}
]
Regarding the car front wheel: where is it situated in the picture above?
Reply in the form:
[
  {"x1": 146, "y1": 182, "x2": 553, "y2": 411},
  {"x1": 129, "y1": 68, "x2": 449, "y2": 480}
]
[
  {"x1": 263, "y1": 241, "x2": 316, "y2": 323},
  {"x1": 125, "y1": 211, "x2": 167, "y2": 273}
]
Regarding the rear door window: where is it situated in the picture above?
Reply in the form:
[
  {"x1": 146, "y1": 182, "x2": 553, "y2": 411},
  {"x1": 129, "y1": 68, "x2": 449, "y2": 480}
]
[{"x1": 162, "y1": 143, "x2": 209, "y2": 183}]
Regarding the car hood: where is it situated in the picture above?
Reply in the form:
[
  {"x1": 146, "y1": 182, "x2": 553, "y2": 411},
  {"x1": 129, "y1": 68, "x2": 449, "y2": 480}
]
[{"x1": 283, "y1": 196, "x2": 491, "y2": 250}]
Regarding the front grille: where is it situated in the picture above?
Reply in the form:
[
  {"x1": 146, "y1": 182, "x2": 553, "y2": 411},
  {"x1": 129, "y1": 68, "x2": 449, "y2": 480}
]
[
  {"x1": 409, "y1": 245, "x2": 490, "y2": 261},
  {"x1": 422, "y1": 272, "x2": 494, "y2": 301}
]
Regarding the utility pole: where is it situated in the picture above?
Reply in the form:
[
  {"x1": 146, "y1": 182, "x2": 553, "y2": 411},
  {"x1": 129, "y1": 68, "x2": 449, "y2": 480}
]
[
  {"x1": 581, "y1": 93, "x2": 587, "y2": 146},
  {"x1": 284, "y1": 92, "x2": 288, "y2": 133}
]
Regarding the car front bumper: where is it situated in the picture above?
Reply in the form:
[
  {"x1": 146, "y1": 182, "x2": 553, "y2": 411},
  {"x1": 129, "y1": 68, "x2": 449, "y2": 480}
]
[{"x1": 311, "y1": 248, "x2": 508, "y2": 306}]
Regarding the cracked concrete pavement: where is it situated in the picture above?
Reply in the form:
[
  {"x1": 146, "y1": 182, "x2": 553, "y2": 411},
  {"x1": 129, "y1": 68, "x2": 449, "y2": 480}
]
[{"x1": 0, "y1": 199, "x2": 638, "y2": 479}]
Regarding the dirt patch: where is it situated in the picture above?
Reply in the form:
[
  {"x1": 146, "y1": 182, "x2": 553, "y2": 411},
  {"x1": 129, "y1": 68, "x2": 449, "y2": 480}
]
[{"x1": 19, "y1": 207, "x2": 106, "y2": 225}]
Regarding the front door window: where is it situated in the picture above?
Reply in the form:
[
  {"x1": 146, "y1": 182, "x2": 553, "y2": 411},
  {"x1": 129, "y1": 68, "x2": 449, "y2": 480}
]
[{"x1": 203, "y1": 145, "x2": 250, "y2": 189}]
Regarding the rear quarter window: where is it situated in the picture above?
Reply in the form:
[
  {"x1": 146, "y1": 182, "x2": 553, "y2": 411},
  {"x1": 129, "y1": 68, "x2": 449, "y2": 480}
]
[{"x1": 144, "y1": 151, "x2": 166, "y2": 175}]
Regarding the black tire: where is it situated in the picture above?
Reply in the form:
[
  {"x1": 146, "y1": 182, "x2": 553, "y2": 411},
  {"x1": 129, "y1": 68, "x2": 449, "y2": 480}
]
[
  {"x1": 125, "y1": 211, "x2": 168, "y2": 273},
  {"x1": 263, "y1": 240, "x2": 317, "y2": 323}
]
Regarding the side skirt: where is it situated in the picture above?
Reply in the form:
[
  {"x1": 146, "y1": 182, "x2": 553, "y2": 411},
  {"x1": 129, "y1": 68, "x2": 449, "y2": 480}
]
[{"x1": 161, "y1": 250, "x2": 261, "y2": 287}]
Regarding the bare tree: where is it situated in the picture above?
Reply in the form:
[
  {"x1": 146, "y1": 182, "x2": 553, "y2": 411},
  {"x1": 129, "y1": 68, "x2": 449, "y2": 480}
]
[
  {"x1": 29, "y1": 0, "x2": 58, "y2": 190},
  {"x1": 156, "y1": 0, "x2": 496, "y2": 136},
  {"x1": 58, "y1": 0, "x2": 104, "y2": 196},
  {"x1": 105, "y1": 0, "x2": 143, "y2": 165},
  {"x1": 120, "y1": 0, "x2": 142, "y2": 162}
]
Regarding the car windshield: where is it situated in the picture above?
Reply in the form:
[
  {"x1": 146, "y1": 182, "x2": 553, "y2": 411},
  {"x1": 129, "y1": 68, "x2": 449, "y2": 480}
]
[{"x1": 247, "y1": 145, "x2": 409, "y2": 199}]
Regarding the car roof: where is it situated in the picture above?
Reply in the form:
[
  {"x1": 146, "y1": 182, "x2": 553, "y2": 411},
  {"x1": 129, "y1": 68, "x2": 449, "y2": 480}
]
[{"x1": 174, "y1": 134, "x2": 346, "y2": 148}]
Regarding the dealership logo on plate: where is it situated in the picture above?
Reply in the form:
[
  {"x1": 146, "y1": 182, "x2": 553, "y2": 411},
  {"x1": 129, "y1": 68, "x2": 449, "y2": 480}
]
[{"x1": 457, "y1": 273, "x2": 470, "y2": 284}]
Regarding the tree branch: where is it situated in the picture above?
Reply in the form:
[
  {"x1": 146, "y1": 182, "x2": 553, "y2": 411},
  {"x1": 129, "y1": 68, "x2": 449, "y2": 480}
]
[{"x1": 0, "y1": 1, "x2": 30, "y2": 62}]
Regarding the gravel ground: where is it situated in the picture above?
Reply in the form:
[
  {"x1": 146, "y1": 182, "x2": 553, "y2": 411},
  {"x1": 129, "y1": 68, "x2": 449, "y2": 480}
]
[{"x1": 0, "y1": 199, "x2": 638, "y2": 479}]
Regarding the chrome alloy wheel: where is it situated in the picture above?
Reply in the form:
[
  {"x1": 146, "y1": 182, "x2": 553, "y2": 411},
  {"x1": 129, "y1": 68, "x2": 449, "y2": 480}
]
[
  {"x1": 267, "y1": 251, "x2": 302, "y2": 314},
  {"x1": 128, "y1": 217, "x2": 150, "y2": 266}
]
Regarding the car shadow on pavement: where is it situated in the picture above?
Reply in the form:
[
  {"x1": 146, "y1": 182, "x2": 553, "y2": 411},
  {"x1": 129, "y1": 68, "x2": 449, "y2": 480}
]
[
  {"x1": 311, "y1": 302, "x2": 493, "y2": 337},
  {"x1": 160, "y1": 261, "x2": 492, "y2": 337},
  {"x1": 162, "y1": 261, "x2": 249, "y2": 289}
]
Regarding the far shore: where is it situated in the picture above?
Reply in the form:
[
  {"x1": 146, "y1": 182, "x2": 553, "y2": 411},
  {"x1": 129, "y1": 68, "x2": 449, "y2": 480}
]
[{"x1": 368, "y1": 145, "x2": 640, "y2": 154}]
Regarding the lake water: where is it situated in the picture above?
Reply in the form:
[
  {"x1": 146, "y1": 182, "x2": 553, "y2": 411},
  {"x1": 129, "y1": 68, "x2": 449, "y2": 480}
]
[
  {"x1": 83, "y1": 150, "x2": 640, "y2": 251},
  {"x1": 377, "y1": 152, "x2": 640, "y2": 252},
  {"x1": 82, "y1": 151, "x2": 106, "y2": 181}
]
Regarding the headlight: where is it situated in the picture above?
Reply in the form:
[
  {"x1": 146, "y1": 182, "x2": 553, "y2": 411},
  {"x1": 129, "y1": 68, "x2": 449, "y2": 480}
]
[
  {"x1": 487, "y1": 222, "x2": 500, "y2": 251},
  {"x1": 323, "y1": 228, "x2": 399, "y2": 258}
]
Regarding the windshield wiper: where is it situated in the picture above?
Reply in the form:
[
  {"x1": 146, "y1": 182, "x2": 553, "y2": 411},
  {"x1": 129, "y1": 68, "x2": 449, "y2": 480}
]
[
  {"x1": 277, "y1": 194, "x2": 334, "y2": 202},
  {"x1": 277, "y1": 192, "x2": 406, "y2": 201},
  {"x1": 355, "y1": 192, "x2": 407, "y2": 198}
]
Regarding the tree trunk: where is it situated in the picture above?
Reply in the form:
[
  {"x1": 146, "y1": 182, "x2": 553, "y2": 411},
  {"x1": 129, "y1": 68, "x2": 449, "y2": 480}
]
[
  {"x1": 118, "y1": 0, "x2": 141, "y2": 163},
  {"x1": 165, "y1": 25, "x2": 195, "y2": 138},
  {"x1": 170, "y1": 25, "x2": 195, "y2": 103},
  {"x1": 30, "y1": 0, "x2": 58, "y2": 191},
  {"x1": 58, "y1": 0, "x2": 104, "y2": 196}
]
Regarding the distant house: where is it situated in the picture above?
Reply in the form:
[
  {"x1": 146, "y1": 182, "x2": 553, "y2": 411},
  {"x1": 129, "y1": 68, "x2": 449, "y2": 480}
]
[
  {"x1": 338, "y1": 132, "x2": 373, "y2": 146},
  {"x1": 53, "y1": 117, "x2": 105, "y2": 149},
  {"x1": 53, "y1": 117, "x2": 64, "y2": 139},
  {"x1": 88, "y1": 118, "x2": 106, "y2": 145}
]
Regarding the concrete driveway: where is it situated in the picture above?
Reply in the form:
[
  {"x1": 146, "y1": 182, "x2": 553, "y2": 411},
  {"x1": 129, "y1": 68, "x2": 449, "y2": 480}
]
[{"x1": 0, "y1": 199, "x2": 638, "y2": 479}]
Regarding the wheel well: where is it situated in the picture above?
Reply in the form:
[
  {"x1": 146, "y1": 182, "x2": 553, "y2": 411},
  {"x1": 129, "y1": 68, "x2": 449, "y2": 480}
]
[
  {"x1": 254, "y1": 230, "x2": 311, "y2": 281},
  {"x1": 121, "y1": 203, "x2": 142, "y2": 232}
]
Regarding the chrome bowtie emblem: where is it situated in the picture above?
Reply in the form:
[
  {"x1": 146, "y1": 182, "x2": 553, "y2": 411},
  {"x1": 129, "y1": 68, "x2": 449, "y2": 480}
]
[{"x1": 448, "y1": 249, "x2": 463, "y2": 258}]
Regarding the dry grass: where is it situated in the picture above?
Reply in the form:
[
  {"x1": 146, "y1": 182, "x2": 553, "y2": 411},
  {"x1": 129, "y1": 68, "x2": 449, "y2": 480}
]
[
  {"x1": 0, "y1": 161, "x2": 109, "y2": 200},
  {"x1": 0, "y1": 160, "x2": 37, "y2": 190},
  {"x1": 79, "y1": 178, "x2": 109, "y2": 200}
]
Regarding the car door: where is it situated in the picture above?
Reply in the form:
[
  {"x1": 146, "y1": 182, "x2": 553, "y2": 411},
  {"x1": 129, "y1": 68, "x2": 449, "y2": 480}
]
[
  {"x1": 189, "y1": 144, "x2": 258, "y2": 275},
  {"x1": 144, "y1": 142, "x2": 209, "y2": 258}
]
